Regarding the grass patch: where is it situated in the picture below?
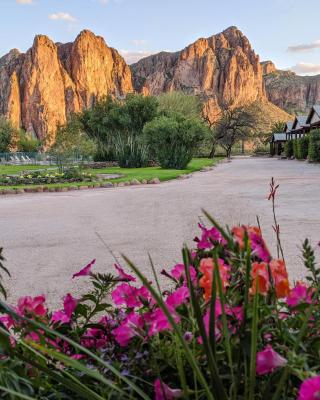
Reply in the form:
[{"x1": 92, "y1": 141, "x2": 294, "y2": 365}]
[
  {"x1": 87, "y1": 158, "x2": 222, "y2": 183},
  {"x1": 0, "y1": 164, "x2": 55, "y2": 175},
  {"x1": 0, "y1": 158, "x2": 222, "y2": 190}
]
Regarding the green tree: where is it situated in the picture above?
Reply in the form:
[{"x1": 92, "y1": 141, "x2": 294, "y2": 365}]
[
  {"x1": 271, "y1": 121, "x2": 286, "y2": 133},
  {"x1": 80, "y1": 94, "x2": 158, "y2": 167},
  {"x1": 157, "y1": 91, "x2": 202, "y2": 118},
  {"x1": 0, "y1": 117, "x2": 15, "y2": 152},
  {"x1": 213, "y1": 103, "x2": 259, "y2": 158},
  {"x1": 143, "y1": 112, "x2": 207, "y2": 169},
  {"x1": 50, "y1": 115, "x2": 96, "y2": 171}
]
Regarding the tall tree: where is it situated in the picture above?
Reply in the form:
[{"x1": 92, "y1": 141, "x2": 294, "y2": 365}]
[{"x1": 212, "y1": 103, "x2": 259, "y2": 158}]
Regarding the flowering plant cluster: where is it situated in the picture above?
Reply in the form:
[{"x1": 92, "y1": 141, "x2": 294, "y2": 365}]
[
  {"x1": 0, "y1": 168, "x2": 94, "y2": 186},
  {"x1": 0, "y1": 183, "x2": 320, "y2": 399}
]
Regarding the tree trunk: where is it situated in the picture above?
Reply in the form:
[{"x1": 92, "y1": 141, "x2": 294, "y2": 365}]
[{"x1": 209, "y1": 143, "x2": 216, "y2": 158}]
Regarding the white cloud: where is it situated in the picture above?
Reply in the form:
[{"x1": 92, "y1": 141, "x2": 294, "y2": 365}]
[
  {"x1": 120, "y1": 50, "x2": 154, "y2": 64},
  {"x1": 16, "y1": 0, "x2": 33, "y2": 4},
  {"x1": 99, "y1": 0, "x2": 109, "y2": 3},
  {"x1": 132, "y1": 39, "x2": 148, "y2": 46},
  {"x1": 290, "y1": 62, "x2": 320, "y2": 75},
  {"x1": 49, "y1": 12, "x2": 76, "y2": 22},
  {"x1": 287, "y1": 40, "x2": 320, "y2": 53}
]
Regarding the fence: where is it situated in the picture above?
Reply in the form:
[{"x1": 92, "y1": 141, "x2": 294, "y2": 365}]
[{"x1": 0, "y1": 152, "x2": 92, "y2": 166}]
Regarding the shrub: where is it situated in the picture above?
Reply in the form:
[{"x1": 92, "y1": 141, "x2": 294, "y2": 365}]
[
  {"x1": 284, "y1": 139, "x2": 294, "y2": 158},
  {"x1": 144, "y1": 113, "x2": 207, "y2": 169},
  {"x1": 1, "y1": 180, "x2": 319, "y2": 399},
  {"x1": 114, "y1": 134, "x2": 149, "y2": 168},
  {"x1": 308, "y1": 130, "x2": 320, "y2": 162},
  {"x1": 293, "y1": 138, "x2": 299, "y2": 158},
  {"x1": 81, "y1": 94, "x2": 158, "y2": 166},
  {"x1": 17, "y1": 130, "x2": 41, "y2": 152},
  {"x1": 0, "y1": 117, "x2": 16, "y2": 152},
  {"x1": 296, "y1": 136, "x2": 309, "y2": 159}
]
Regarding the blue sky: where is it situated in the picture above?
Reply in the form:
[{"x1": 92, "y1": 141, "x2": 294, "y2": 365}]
[{"x1": 1, "y1": 0, "x2": 320, "y2": 74}]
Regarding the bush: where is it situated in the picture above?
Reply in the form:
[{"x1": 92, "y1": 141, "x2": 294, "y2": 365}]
[
  {"x1": 17, "y1": 131, "x2": 41, "y2": 152},
  {"x1": 296, "y1": 136, "x2": 309, "y2": 160},
  {"x1": 284, "y1": 139, "x2": 294, "y2": 158},
  {"x1": 0, "y1": 117, "x2": 16, "y2": 152},
  {"x1": 293, "y1": 139, "x2": 299, "y2": 158},
  {"x1": 0, "y1": 182, "x2": 320, "y2": 399},
  {"x1": 308, "y1": 130, "x2": 320, "y2": 162},
  {"x1": 144, "y1": 113, "x2": 207, "y2": 169},
  {"x1": 114, "y1": 134, "x2": 149, "y2": 168}
]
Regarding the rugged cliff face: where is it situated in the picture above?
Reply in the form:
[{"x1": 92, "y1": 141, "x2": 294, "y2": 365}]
[
  {"x1": 0, "y1": 30, "x2": 133, "y2": 141},
  {"x1": 0, "y1": 27, "x2": 293, "y2": 143},
  {"x1": 263, "y1": 69, "x2": 320, "y2": 114},
  {"x1": 131, "y1": 27, "x2": 290, "y2": 124}
]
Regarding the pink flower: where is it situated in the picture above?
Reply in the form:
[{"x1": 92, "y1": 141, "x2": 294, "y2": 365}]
[
  {"x1": 256, "y1": 345, "x2": 287, "y2": 375},
  {"x1": 114, "y1": 264, "x2": 136, "y2": 282},
  {"x1": 51, "y1": 294, "x2": 78, "y2": 325},
  {"x1": 170, "y1": 264, "x2": 197, "y2": 283},
  {"x1": 0, "y1": 314, "x2": 15, "y2": 329},
  {"x1": 112, "y1": 312, "x2": 144, "y2": 347},
  {"x1": 298, "y1": 376, "x2": 320, "y2": 400},
  {"x1": 166, "y1": 287, "x2": 189, "y2": 308},
  {"x1": 51, "y1": 310, "x2": 70, "y2": 324},
  {"x1": 111, "y1": 284, "x2": 151, "y2": 308},
  {"x1": 148, "y1": 308, "x2": 180, "y2": 336},
  {"x1": 196, "y1": 223, "x2": 226, "y2": 250},
  {"x1": 154, "y1": 379, "x2": 183, "y2": 400},
  {"x1": 17, "y1": 295, "x2": 47, "y2": 317},
  {"x1": 72, "y1": 259, "x2": 96, "y2": 279},
  {"x1": 287, "y1": 282, "x2": 312, "y2": 308}
]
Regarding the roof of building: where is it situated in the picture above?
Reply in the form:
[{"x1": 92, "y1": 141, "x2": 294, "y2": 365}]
[
  {"x1": 284, "y1": 121, "x2": 293, "y2": 132},
  {"x1": 271, "y1": 133, "x2": 287, "y2": 142},
  {"x1": 306, "y1": 105, "x2": 320, "y2": 124},
  {"x1": 292, "y1": 115, "x2": 309, "y2": 130}
]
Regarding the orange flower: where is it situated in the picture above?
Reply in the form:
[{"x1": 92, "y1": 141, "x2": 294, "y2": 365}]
[
  {"x1": 250, "y1": 262, "x2": 270, "y2": 296},
  {"x1": 270, "y1": 259, "x2": 290, "y2": 298},
  {"x1": 199, "y1": 257, "x2": 230, "y2": 301},
  {"x1": 232, "y1": 226, "x2": 263, "y2": 249}
]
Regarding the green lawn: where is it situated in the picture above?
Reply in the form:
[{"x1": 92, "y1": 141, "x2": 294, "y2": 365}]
[
  {"x1": 87, "y1": 157, "x2": 222, "y2": 183},
  {"x1": 0, "y1": 158, "x2": 223, "y2": 190},
  {"x1": 0, "y1": 164, "x2": 54, "y2": 175}
]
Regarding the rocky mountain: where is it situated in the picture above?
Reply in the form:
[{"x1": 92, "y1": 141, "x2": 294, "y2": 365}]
[
  {"x1": 0, "y1": 30, "x2": 133, "y2": 143},
  {"x1": 131, "y1": 26, "x2": 290, "y2": 124},
  {"x1": 0, "y1": 26, "x2": 293, "y2": 143},
  {"x1": 263, "y1": 68, "x2": 320, "y2": 114}
]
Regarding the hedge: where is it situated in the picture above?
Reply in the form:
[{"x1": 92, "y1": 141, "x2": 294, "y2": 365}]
[
  {"x1": 308, "y1": 130, "x2": 320, "y2": 162},
  {"x1": 284, "y1": 140, "x2": 294, "y2": 158},
  {"x1": 297, "y1": 136, "x2": 309, "y2": 160}
]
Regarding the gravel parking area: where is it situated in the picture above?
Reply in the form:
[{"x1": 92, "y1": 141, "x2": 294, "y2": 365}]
[{"x1": 1, "y1": 156, "x2": 319, "y2": 307}]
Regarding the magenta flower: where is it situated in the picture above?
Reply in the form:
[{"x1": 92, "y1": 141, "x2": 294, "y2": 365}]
[
  {"x1": 256, "y1": 345, "x2": 287, "y2": 375},
  {"x1": 196, "y1": 223, "x2": 226, "y2": 250},
  {"x1": 72, "y1": 259, "x2": 96, "y2": 279},
  {"x1": 148, "y1": 308, "x2": 180, "y2": 336},
  {"x1": 112, "y1": 312, "x2": 144, "y2": 347},
  {"x1": 298, "y1": 376, "x2": 320, "y2": 400},
  {"x1": 286, "y1": 282, "x2": 312, "y2": 308},
  {"x1": 17, "y1": 295, "x2": 47, "y2": 317},
  {"x1": 166, "y1": 287, "x2": 189, "y2": 309},
  {"x1": 0, "y1": 314, "x2": 15, "y2": 329},
  {"x1": 111, "y1": 284, "x2": 151, "y2": 308},
  {"x1": 154, "y1": 379, "x2": 183, "y2": 400},
  {"x1": 114, "y1": 264, "x2": 136, "y2": 282},
  {"x1": 170, "y1": 263, "x2": 197, "y2": 283},
  {"x1": 51, "y1": 293, "x2": 78, "y2": 325}
]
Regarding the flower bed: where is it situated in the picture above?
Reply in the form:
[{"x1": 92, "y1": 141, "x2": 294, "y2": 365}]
[
  {"x1": 0, "y1": 180, "x2": 319, "y2": 399},
  {"x1": 0, "y1": 168, "x2": 94, "y2": 186}
]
